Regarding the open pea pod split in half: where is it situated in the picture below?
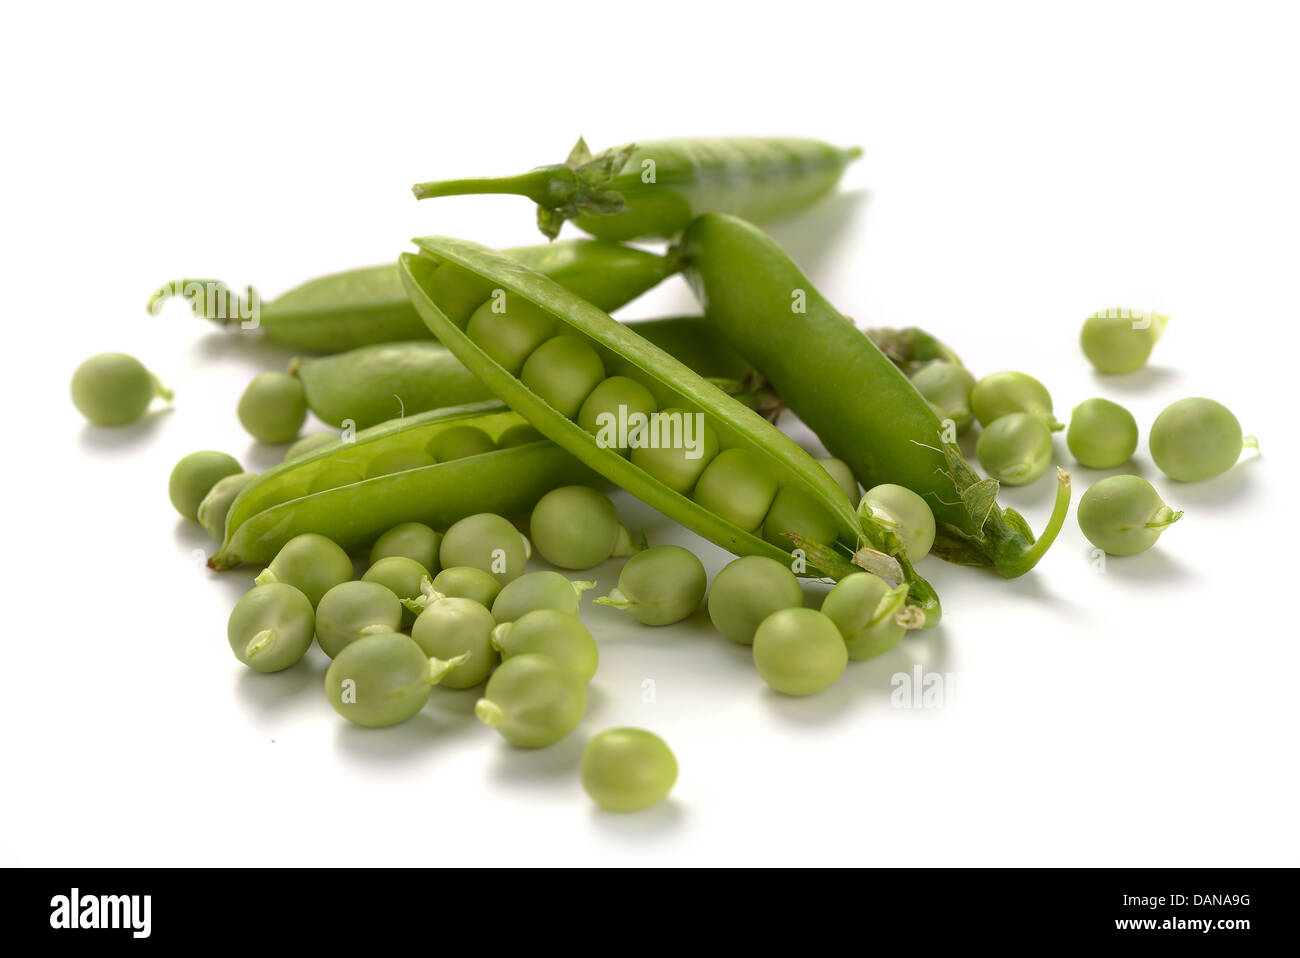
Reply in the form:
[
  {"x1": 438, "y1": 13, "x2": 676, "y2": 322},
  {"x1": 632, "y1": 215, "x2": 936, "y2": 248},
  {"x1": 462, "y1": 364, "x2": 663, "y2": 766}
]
[
  {"x1": 399, "y1": 239, "x2": 941, "y2": 629},
  {"x1": 211, "y1": 401, "x2": 599, "y2": 569}
]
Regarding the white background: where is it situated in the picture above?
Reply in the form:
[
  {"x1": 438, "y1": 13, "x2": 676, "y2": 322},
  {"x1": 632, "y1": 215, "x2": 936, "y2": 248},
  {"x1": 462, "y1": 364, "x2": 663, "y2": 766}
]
[{"x1": 2, "y1": 1, "x2": 1296, "y2": 866}]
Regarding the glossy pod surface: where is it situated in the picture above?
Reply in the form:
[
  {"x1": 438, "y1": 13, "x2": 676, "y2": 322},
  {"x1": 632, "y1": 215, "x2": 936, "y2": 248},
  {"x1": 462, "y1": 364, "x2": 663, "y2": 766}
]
[{"x1": 211, "y1": 401, "x2": 599, "y2": 568}]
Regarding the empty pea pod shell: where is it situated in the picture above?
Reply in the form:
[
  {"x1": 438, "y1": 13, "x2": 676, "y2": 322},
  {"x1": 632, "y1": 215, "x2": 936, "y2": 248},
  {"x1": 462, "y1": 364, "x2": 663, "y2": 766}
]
[{"x1": 210, "y1": 400, "x2": 600, "y2": 569}]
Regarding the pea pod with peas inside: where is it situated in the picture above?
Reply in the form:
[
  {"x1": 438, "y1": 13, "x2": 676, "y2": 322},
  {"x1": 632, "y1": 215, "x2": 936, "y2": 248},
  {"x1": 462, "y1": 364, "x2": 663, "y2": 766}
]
[
  {"x1": 147, "y1": 240, "x2": 681, "y2": 353},
  {"x1": 209, "y1": 400, "x2": 600, "y2": 569},
  {"x1": 678, "y1": 213, "x2": 1071, "y2": 578},
  {"x1": 399, "y1": 236, "x2": 942, "y2": 628}
]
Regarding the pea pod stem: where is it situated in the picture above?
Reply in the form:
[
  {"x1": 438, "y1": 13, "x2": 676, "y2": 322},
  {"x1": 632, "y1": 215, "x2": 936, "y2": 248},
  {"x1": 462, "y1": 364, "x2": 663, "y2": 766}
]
[{"x1": 991, "y1": 468, "x2": 1072, "y2": 576}]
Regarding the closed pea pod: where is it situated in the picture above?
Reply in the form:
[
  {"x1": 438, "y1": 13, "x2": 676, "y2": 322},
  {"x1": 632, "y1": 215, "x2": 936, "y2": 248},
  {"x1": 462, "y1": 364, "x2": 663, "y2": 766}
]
[
  {"x1": 197, "y1": 472, "x2": 259, "y2": 542},
  {"x1": 491, "y1": 571, "x2": 596, "y2": 624},
  {"x1": 752, "y1": 608, "x2": 848, "y2": 696},
  {"x1": 284, "y1": 432, "x2": 338, "y2": 462},
  {"x1": 410, "y1": 596, "x2": 497, "y2": 689},
  {"x1": 227, "y1": 582, "x2": 315, "y2": 673},
  {"x1": 237, "y1": 371, "x2": 307, "y2": 444},
  {"x1": 366, "y1": 446, "x2": 437, "y2": 478},
  {"x1": 581, "y1": 729, "x2": 678, "y2": 813},
  {"x1": 315, "y1": 580, "x2": 404, "y2": 658},
  {"x1": 595, "y1": 546, "x2": 707, "y2": 626},
  {"x1": 529, "y1": 486, "x2": 640, "y2": 570},
  {"x1": 1066, "y1": 398, "x2": 1138, "y2": 469},
  {"x1": 1078, "y1": 475, "x2": 1182, "y2": 556},
  {"x1": 1080, "y1": 309, "x2": 1168, "y2": 374},
  {"x1": 976, "y1": 413, "x2": 1054, "y2": 486},
  {"x1": 1149, "y1": 398, "x2": 1256, "y2": 482},
  {"x1": 71, "y1": 352, "x2": 172, "y2": 426},
  {"x1": 413, "y1": 136, "x2": 862, "y2": 241},
  {"x1": 707, "y1": 555, "x2": 804, "y2": 646},
  {"x1": 491, "y1": 610, "x2": 599, "y2": 684},
  {"x1": 325, "y1": 631, "x2": 468, "y2": 728},
  {"x1": 821, "y1": 572, "x2": 910, "y2": 661},
  {"x1": 475, "y1": 653, "x2": 587, "y2": 748}
]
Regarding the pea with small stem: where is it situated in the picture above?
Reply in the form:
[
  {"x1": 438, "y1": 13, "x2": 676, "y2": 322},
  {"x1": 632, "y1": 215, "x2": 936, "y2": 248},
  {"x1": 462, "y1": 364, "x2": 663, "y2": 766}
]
[{"x1": 1078, "y1": 475, "x2": 1182, "y2": 556}]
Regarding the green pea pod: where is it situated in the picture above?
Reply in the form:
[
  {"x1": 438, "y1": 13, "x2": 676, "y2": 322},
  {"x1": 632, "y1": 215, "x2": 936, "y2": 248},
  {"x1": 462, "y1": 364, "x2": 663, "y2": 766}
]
[
  {"x1": 866, "y1": 326, "x2": 965, "y2": 375},
  {"x1": 147, "y1": 240, "x2": 680, "y2": 353},
  {"x1": 210, "y1": 401, "x2": 598, "y2": 569},
  {"x1": 291, "y1": 317, "x2": 780, "y2": 430},
  {"x1": 398, "y1": 238, "x2": 941, "y2": 628},
  {"x1": 413, "y1": 137, "x2": 862, "y2": 241},
  {"x1": 679, "y1": 213, "x2": 1070, "y2": 579}
]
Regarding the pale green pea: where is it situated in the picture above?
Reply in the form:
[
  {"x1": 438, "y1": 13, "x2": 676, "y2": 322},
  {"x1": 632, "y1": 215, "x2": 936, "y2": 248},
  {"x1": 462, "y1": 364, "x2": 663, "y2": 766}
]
[
  {"x1": 594, "y1": 545, "x2": 706, "y2": 626},
  {"x1": 430, "y1": 566, "x2": 503, "y2": 608},
  {"x1": 581, "y1": 728, "x2": 678, "y2": 813},
  {"x1": 466, "y1": 297, "x2": 557, "y2": 374},
  {"x1": 1078, "y1": 474, "x2": 1182, "y2": 556},
  {"x1": 474, "y1": 653, "x2": 587, "y2": 748},
  {"x1": 491, "y1": 609, "x2": 599, "y2": 684},
  {"x1": 237, "y1": 371, "x2": 307, "y2": 444},
  {"x1": 491, "y1": 571, "x2": 596, "y2": 623},
  {"x1": 411, "y1": 596, "x2": 497, "y2": 689},
  {"x1": 227, "y1": 582, "x2": 315, "y2": 673},
  {"x1": 858, "y1": 483, "x2": 937, "y2": 560},
  {"x1": 362, "y1": 556, "x2": 431, "y2": 629},
  {"x1": 197, "y1": 472, "x2": 258, "y2": 542},
  {"x1": 976, "y1": 412, "x2": 1054, "y2": 486},
  {"x1": 169, "y1": 450, "x2": 243, "y2": 521},
  {"x1": 71, "y1": 352, "x2": 172, "y2": 426},
  {"x1": 1080, "y1": 309, "x2": 1168, "y2": 374},
  {"x1": 254, "y1": 533, "x2": 353, "y2": 607},
  {"x1": 426, "y1": 424, "x2": 496, "y2": 461},
  {"x1": 821, "y1": 572, "x2": 909, "y2": 661},
  {"x1": 761, "y1": 484, "x2": 839, "y2": 551},
  {"x1": 752, "y1": 607, "x2": 847, "y2": 696},
  {"x1": 530, "y1": 485, "x2": 637, "y2": 570},
  {"x1": 366, "y1": 447, "x2": 437, "y2": 478},
  {"x1": 1066, "y1": 398, "x2": 1138, "y2": 469},
  {"x1": 816, "y1": 457, "x2": 859, "y2": 504},
  {"x1": 520, "y1": 335, "x2": 607, "y2": 418},
  {"x1": 577, "y1": 375, "x2": 658, "y2": 454},
  {"x1": 628, "y1": 408, "x2": 719, "y2": 494},
  {"x1": 284, "y1": 432, "x2": 338, "y2": 462},
  {"x1": 325, "y1": 631, "x2": 467, "y2": 728},
  {"x1": 691, "y1": 447, "x2": 778, "y2": 533},
  {"x1": 369, "y1": 522, "x2": 442, "y2": 574},
  {"x1": 1149, "y1": 398, "x2": 1254, "y2": 482},
  {"x1": 707, "y1": 555, "x2": 804, "y2": 646},
  {"x1": 910, "y1": 361, "x2": 976, "y2": 432},
  {"x1": 315, "y1": 580, "x2": 404, "y2": 658},
  {"x1": 971, "y1": 371, "x2": 1063, "y2": 430},
  {"x1": 440, "y1": 513, "x2": 530, "y2": 585},
  {"x1": 497, "y1": 423, "x2": 546, "y2": 448}
]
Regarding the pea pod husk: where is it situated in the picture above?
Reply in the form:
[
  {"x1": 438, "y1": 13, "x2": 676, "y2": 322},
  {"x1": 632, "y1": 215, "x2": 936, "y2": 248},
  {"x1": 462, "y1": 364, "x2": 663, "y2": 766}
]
[
  {"x1": 679, "y1": 213, "x2": 1070, "y2": 579},
  {"x1": 210, "y1": 401, "x2": 599, "y2": 569},
  {"x1": 413, "y1": 137, "x2": 862, "y2": 241},
  {"x1": 148, "y1": 240, "x2": 680, "y2": 353},
  {"x1": 399, "y1": 238, "x2": 940, "y2": 628}
]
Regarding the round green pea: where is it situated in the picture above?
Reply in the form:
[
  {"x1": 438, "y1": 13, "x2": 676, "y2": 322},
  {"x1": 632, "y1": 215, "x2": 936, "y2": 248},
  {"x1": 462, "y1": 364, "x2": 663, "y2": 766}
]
[
  {"x1": 365, "y1": 447, "x2": 437, "y2": 478},
  {"x1": 1080, "y1": 310, "x2": 1167, "y2": 374},
  {"x1": 411, "y1": 596, "x2": 497, "y2": 689},
  {"x1": 466, "y1": 298, "x2": 557, "y2": 374},
  {"x1": 440, "y1": 513, "x2": 530, "y2": 585},
  {"x1": 910, "y1": 361, "x2": 976, "y2": 432},
  {"x1": 430, "y1": 566, "x2": 503, "y2": 608},
  {"x1": 369, "y1": 522, "x2": 442, "y2": 574},
  {"x1": 362, "y1": 555, "x2": 431, "y2": 628},
  {"x1": 761, "y1": 485, "x2": 839, "y2": 551},
  {"x1": 971, "y1": 371, "x2": 1062, "y2": 430},
  {"x1": 427, "y1": 424, "x2": 496, "y2": 461},
  {"x1": 821, "y1": 572, "x2": 907, "y2": 661},
  {"x1": 491, "y1": 571, "x2": 594, "y2": 623},
  {"x1": 492, "y1": 609, "x2": 599, "y2": 684},
  {"x1": 976, "y1": 412, "x2": 1054, "y2": 486},
  {"x1": 817, "y1": 457, "x2": 859, "y2": 505},
  {"x1": 237, "y1": 371, "x2": 307, "y2": 444},
  {"x1": 71, "y1": 352, "x2": 172, "y2": 426},
  {"x1": 1149, "y1": 398, "x2": 1248, "y2": 482},
  {"x1": 315, "y1": 580, "x2": 404, "y2": 658},
  {"x1": 254, "y1": 533, "x2": 353, "y2": 607},
  {"x1": 497, "y1": 423, "x2": 546, "y2": 448},
  {"x1": 325, "y1": 631, "x2": 465, "y2": 728},
  {"x1": 858, "y1": 483, "x2": 937, "y2": 560},
  {"x1": 169, "y1": 450, "x2": 243, "y2": 521},
  {"x1": 520, "y1": 335, "x2": 606, "y2": 419},
  {"x1": 595, "y1": 546, "x2": 706, "y2": 626},
  {"x1": 752, "y1": 607, "x2": 847, "y2": 696},
  {"x1": 284, "y1": 432, "x2": 338, "y2": 462},
  {"x1": 1078, "y1": 474, "x2": 1182, "y2": 556},
  {"x1": 227, "y1": 582, "x2": 315, "y2": 673},
  {"x1": 691, "y1": 448, "x2": 778, "y2": 533},
  {"x1": 707, "y1": 555, "x2": 804, "y2": 646},
  {"x1": 529, "y1": 486, "x2": 630, "y2": 570},
  {"x1": 629, "y1": 408, "x2": 719, "y2": 494},
  {"x1": 1066, "y1": 398, "x2": 1138, "y2": 469},
  {"x1": 197, "y1": 471, "x2": 258, "y2": 542},
  {"x1": 577, "y1": 375, "x2": 658, "y2": 453},
  {"x1": 581, "y1": 728, "x2": 677, "y2": 813},
  {"x1": 475, "y1": 653, "x2": 587, "y2": 748}
]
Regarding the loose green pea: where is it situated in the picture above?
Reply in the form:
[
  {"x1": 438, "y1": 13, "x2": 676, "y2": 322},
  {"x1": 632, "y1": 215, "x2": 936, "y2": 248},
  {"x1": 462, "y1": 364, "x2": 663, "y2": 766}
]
[
  {"x1": 362, "y1": 556, "x2": 431, "y2": 628},
  {"x1": 227, "y1": 582, "x2": 315, "y2": 673},
  {"x1": 821, "y1": 572, "x2": 908, "y2": 661},
  {"x1": 492, "y1": 609, "x2": 599, "y2": 684},
  {"x1": 426, "y1": 424, "x2": 496, "y2": 461},
  {"x1": 595, "y1": 545, "x2": 706, "y2": 626},
  {"x1": 581, "y1": 728, "x2": 678, "y2": 813},
  {"x1": 254, "y1": 533, "x2": 353, "y2": 607},
  {"x1": 369, "y1": 522, "x2": 442, "y2": 574},
  {"x1": 530, "y1": 486, "x2": 636, "y2": 570},
  {"x1": 440, "y1": 513, "x2": 530, "y2": 584},
  {"x1": 284, "y1": 432, "x2": 338, "y2": 462},
  {"x1": 577, "y1": 376, "x2": 658, "y2": 453},
  {"x1": 976, "y1": 412, "x2": 1054, "y2": 486},
  {"x1": 971, "y1": 371, "x2": 1063, "y2": 430},
  {"x1": 365, "y1": 447, "x2": 437, "y2": 478},
  {"x1": 197, "y1": 471, "x2": 258, "y2": 542},
  {"x1": 326, "y1": 631, "x2": 467, "y2": 728},
  {"x1": 491, "y1": 571, "x2": 595, "y2": 623},
  {"x1": 1078, "y1": 475, "x2": 1182, "y2": 556},
  {"x1": 169, "y1": 450, "x2": 243, "y2": 521},
  {"x1": 430, "y1": 566, "x2": 503, "y2": 608},
  {"x1": 1080, "y1": 309, "x2": 1168, "y2": 374},
  {"x1": 237, "y1": 371, "x2": 308, "y2": 443},
  {"x1": 692, "y1": 448, "x2": 778, "y2": 533},
  {"x1": 520, "y1": 335, "x2": 607, "y2": 418},
  {"x1": 858, "y1": 483, "x2": 937, "y2": 560},
  {"x1": 628, "y1": 408, "x2": 719, "y2": 494},
  {"x1": 1149, "y1": 398, "x2": 1252, "y2": 482},
  {"x1": 1066, "y1": 398, "x2": 1138, "y2": 469},
  {"x1": 71, "y1": 352, "x2": 172, "y2": 426},
  {"x1": 475, "y1": 653, "x2": 587, "y2": 748},
  {"x1": 752, "y1": 607, "x2": 847, "y2": 696},
  {"x1": 909, "y1": 361, "x2": 976, "y2": 432},
  {"x1": 707, "y1": 555, "x2": 804, "y2": 646},
  {"x1": 817, "y1": 457, "x2": 859, "y2": 505},
  {"x1": 315, "y1": 580, "x2": 404, "y2": 658},
  {"x1": 466, "y1": 297, "x2": 557, "y2": 373},
  {"x1": 761, "y1": 485, "x2": 839, "y2": 551},
  {"x1": 497, "y1": 423, "x2": 546, "y2": 448},
  {"x1": 411, "y1": 596, "x2": 497, "y2": 689}
]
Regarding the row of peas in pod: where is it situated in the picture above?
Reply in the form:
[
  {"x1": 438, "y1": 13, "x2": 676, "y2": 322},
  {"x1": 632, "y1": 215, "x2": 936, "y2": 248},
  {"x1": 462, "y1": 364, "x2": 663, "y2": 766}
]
[{"x1": 904, "y1": 310, "x2": 1256, "y2": 557}]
